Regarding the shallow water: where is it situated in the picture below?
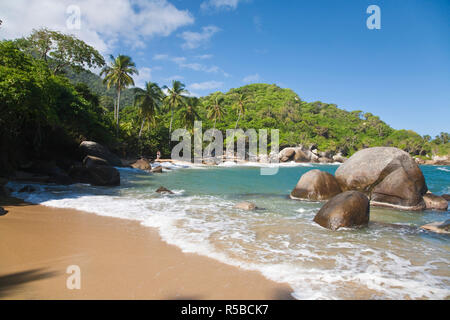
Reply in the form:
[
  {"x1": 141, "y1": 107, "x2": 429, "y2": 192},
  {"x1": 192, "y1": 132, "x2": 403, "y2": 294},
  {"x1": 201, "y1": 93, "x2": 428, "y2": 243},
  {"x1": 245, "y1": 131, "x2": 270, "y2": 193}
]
[{"x1": 9, "y1": 164, "x2": 450, "y2": 299}]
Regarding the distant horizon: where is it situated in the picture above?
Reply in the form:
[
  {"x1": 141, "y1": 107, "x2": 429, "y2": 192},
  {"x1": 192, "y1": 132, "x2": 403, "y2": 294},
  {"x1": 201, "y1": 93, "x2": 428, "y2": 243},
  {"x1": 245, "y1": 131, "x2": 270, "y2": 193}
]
[{"x1": 1, "y1": 0, "x2": 449, "y2": 137}]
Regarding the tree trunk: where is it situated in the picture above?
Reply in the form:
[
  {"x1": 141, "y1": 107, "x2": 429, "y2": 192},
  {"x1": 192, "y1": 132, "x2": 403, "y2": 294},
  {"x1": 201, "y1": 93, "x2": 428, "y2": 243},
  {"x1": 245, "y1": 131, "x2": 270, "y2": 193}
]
[
  {"x1": 116, "y1": 87, "x2": 121, "y2": 136},
  {"x1": 138, "y1": 119, "x2": 145, "y2": 138},
  {"x1": 169, "y1": 108, "x2": 174, "y2": 149},
  {"x1": 234, "y1": 111, "x2": 241, "y2": 130},
  {"x1": 214, "y1": 117, "x2": 217, "y2": 130}
]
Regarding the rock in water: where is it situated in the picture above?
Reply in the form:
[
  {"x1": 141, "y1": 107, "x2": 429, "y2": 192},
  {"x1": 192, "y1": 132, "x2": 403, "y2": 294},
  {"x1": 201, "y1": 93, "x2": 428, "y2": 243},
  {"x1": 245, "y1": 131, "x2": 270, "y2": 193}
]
[
  {"x1": 131, "y1": 159, "x2": 151, "y2": 171},
  {"x1": 151, "y1": 166, "x2": 163, "y2": 173},
  {"x1": 0, "y1": 207, "x2": 7, "y2": 216},
  {"x1": 234, "y1": 202, "x2": 257, "y2": 211},
  {"x1": 79, "y1": 141, "x2": 122, "y2": 167},
  {"x1": 335, "y1": 147, "x2": 427, "y2": 211},
  {"x1": 420, "y1": 220, "x2": 450, "y2": 234},
  {"x1": 156, "y1": 186, "x2": 174, "y2": 194},
  {"x1": 423, "y1": 193, "x2": 448, "y2": 211},
  {"x1": 313, "y1": 191, "x2": 370, "y2": 231},
  {"x1": 83, "y1": 156, "x2": 109, "y2": 168},
  {"x1": 290, "y1": 169, "x2": 341, "y2": 201},
  {"x1": 69, "y1": 165, "x2": 120, "y2": 186}
]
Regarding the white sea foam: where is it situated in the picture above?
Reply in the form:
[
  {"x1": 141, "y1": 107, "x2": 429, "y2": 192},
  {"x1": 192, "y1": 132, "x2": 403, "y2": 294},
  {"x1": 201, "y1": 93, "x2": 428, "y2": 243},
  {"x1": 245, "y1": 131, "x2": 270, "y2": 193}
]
[{"x1": 437, "y1": 167, "x2": 450, "y2": 172}]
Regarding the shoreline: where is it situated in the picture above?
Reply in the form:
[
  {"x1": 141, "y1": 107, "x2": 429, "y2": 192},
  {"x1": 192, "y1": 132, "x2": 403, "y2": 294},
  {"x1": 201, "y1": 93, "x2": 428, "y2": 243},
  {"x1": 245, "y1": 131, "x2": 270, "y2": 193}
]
[{"x1": 0, "y1": 197, "x2": 294, "y2": 300}]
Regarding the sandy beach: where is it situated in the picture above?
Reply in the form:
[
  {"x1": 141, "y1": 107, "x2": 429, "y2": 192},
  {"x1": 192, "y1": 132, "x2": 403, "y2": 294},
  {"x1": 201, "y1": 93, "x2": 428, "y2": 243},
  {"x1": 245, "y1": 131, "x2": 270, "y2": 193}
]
[{"x1": 0, "y1": 197, "x2": 293, "y2": 300}]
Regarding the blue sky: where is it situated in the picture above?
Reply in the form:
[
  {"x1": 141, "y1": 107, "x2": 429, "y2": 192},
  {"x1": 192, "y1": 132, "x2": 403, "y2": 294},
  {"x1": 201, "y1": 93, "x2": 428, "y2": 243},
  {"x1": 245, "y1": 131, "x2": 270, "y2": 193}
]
[{"x1": 1, "y1": 0, "x2": 449, "y2": 136}]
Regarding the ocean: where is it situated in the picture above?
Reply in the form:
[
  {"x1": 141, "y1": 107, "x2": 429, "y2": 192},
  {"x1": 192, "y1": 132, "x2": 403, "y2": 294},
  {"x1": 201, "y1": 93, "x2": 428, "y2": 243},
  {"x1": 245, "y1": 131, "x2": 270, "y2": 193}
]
[{"x1": 8, "y1": 163, "x2": 450, "y2": 299}]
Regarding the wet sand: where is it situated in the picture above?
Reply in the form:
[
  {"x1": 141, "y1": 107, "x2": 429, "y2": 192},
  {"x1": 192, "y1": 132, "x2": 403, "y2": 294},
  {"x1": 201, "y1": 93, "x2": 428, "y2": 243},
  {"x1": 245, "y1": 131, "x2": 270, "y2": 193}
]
[{"x1": 0, "y1": 197, "x2": 293, "y2": 300}]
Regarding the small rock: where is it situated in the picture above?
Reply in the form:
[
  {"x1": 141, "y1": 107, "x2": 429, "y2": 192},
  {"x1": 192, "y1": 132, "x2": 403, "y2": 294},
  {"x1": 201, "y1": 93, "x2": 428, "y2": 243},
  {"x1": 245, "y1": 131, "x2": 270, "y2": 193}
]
[
  {"x1": 420, "y1": 220, "x2": 450, "y2": 234},
  {"x1": 151, "y1": 166, "x2": 163, "y2": 173},
  {"x1": 234, "y1": 201, "x2": 257, "y2": 211},
  {"x1": 0, "y1": 207, "x2": 7, "y2": 216},
  {"x1": 131, "y1": 158, "x2": 152, "y2": 171},
  {"x1": 19, "y1": 185, "x2": 36, "y2": 193},
  {"x1": 156, "y1": 186, "x2": 174, "y2": 194},
  {"x1": 423, "y1": 193, "x2": 448, "y2": 211},
  {"x1": 313, "y1": 191, "x2": 370, "y2": 231}
]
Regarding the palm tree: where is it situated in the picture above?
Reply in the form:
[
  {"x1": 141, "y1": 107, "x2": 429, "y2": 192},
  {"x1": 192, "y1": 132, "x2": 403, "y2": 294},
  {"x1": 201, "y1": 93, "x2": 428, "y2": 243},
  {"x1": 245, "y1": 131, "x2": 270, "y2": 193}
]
[
  {"x1": 206, "y1": 95, "x2": 226, "y2": 130},
  {"x1": 163, "y1": 80, "x2": 189, "y2": 135},
  {"x1": 232, "y1": 93, "x2": 252, "y2": 129},
  {"x1": 100, "y1": 54, "x2": 138, "y2": 134},
  {"x1": 181, "y1": 101, "x2": 200, "y2": 133},
  {"x1": 134, "y1": 82, "x2": 164, "y2": 138}
]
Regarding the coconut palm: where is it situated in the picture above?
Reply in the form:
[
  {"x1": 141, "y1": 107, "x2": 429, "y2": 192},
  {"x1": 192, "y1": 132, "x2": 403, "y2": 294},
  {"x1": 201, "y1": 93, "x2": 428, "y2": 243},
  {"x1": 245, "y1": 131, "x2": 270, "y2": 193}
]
[
  {"x1": 162, "y1": 80, "x2": 189, "y2": 135},
  {"x1": 232, "y1": 93, "x2": 252, "y2": 129},
  {"x1": 181, "y1": 101, "x2": 200, "y2": 133},
  {"x1": 100, "y1": 54, "x2": 138, "y2": 134},
  {"x1": 134, "y1": 82, "x2": 164, "y2": 138},
  {"x1": 206, "y1": 95, "x2": 226, "y2": 130}
]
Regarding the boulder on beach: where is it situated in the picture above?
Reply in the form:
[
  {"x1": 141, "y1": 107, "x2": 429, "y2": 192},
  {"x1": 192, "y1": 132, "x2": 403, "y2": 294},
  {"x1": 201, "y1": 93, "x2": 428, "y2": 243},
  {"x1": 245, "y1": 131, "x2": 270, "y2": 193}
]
[
  {"x1": 420, "y1": 220, "x2": 450, "y2": 234},
  {"x1": 0, "y1": 207, "x2": 7, "y2": 216},
  {"x1": 151, "y1": 166, "x2": 163, "y2": 173},
  {"x1": 131, "y1": 158, "x2": 151, "y2": 171},
  {"x1": 278, "y1": 146, "x2": 318, "y2": 163},
  {"x1": 332, "y1": 153, "x2": 347, "y2": 163},
  {"x1": 234, "y1": 201, "x2": 257, "y2": 211},
  {"x1": 279, "y1": 148, "x2": 296, "y2": 162},
  {"x1": 156, "y1": 186, "x2": 174, "y2": 194},
  {"x1": 83, "y1": 155, "x2": 109, "y2": 168},
  {"x1": 335, "y1": 147, "x2": 427, "y2": 211},
  {"x1": 69, "y1": 165, "x2": 120, "y2": 186},
  {"x1": 290, "y1": 169, "x2": 341, "y2": 201},
  {"x1": 313, "y1": 191, "x2": 370, "y2": 231},
  {"x1": 79, "y1": 141, "x2": 122, "y2": 167},
  {"x1": 423, "y1": 193, "x2": 448, "y2": 211}
]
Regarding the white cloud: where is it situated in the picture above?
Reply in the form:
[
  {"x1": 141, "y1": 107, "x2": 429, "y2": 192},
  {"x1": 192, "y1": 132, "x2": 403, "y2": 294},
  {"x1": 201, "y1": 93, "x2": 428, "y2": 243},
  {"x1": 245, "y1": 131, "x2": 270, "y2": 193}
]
[
  {"x1": 165, "y1": 75, "x2": 184, "y2": 81},
  {"x1": 153, "y1": 54, "x2": 170, "y2": 60},
  {"x1": 200, "y1": 0, "x2": 242, "y2": 11},
  {"x1": 242, "y1": 73, "x2": 261, "y2": 83},
  {"x1": 179, "y1": 25, "x2": 220, "y2": 49},
  {"x1": 196, "y1": 54, "x2": 213, "y2": 59},
  {"x1": 0, "y1": 0, "x2": 194, "y2": 53},
  {"x1": 189, "y1": 81, "x2": 223, "y2": 91},
  {"x1": 134, "y1": 67, "x2": 152, "y2": 88}
]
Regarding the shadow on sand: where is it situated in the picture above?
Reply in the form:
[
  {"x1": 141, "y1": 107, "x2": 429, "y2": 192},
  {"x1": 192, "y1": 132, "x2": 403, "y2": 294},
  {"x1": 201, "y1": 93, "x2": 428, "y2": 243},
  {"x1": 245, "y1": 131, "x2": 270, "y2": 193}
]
[{"x1": 0, "y1": 268, "x2": 59, "y2": 298}]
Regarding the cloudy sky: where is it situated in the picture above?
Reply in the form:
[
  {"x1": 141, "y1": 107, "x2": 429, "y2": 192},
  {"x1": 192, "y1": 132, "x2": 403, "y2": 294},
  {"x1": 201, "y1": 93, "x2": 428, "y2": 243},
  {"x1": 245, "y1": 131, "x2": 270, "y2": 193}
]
[{"x1": 1, "y1": 0, "x2": 449, "y2": 136}]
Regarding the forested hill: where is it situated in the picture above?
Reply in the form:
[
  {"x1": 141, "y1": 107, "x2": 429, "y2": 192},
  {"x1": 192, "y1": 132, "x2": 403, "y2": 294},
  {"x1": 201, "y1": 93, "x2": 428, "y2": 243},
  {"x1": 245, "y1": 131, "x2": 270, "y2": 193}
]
[
  {"x1": 67, "y1": 68, "x2": 448, "y2": 158},
  {"x1": 64, "y1": 67, "x2": 135, "y2": 111},
  {"x1": 195, "y1": 84, "x2": 448, "y2": 157}
]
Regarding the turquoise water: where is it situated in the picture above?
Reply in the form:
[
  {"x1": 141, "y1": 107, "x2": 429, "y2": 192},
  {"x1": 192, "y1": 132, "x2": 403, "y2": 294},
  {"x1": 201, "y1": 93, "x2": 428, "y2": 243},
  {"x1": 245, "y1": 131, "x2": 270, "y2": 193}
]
[{"x1": 10, "y1": 163, "x2": 450, "y2": 299}]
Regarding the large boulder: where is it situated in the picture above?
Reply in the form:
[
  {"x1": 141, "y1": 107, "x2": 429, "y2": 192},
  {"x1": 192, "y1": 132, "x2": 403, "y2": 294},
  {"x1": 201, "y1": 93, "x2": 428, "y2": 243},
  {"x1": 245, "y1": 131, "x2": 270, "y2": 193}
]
[
  {"x1": 442, "y1": 194, "x2": 450, "y2": 201},
  {"x1": 131, "y1": 158, "x2": 151, "y2": 171},
  {"x1": 69, "y1": 165, "x2": 120, "y2": 186},
  {"x1": 423, "y1": 193, "x2": 448, "y2": 211},
  {"x1": 313, "y1": 191, "x2": 370, "y2": 231},
  {"x1": 83, "y1": 156, "x2": 109, "y2": 168},
  {"x1": 279, "y1": 148, "x2": 296, "y2": 162},
  {"x1": 335, "y1": 147, "x2": 427, "y2": 210},
  {"x1": 79, "y1": 141, "x2": 122, "y2": 167},
  {"x1": 420, "y1": 220, "x2": 450, "y2": 234},
  {"x1": 290, "y1": 169, "x2": 341, "y2": 201}
]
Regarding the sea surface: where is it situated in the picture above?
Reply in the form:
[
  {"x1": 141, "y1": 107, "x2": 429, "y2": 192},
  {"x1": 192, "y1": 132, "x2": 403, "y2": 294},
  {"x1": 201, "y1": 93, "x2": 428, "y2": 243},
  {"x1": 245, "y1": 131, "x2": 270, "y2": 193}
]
[{"x1": 9, "y1": 163, "x2": 450, "y2": 299}]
